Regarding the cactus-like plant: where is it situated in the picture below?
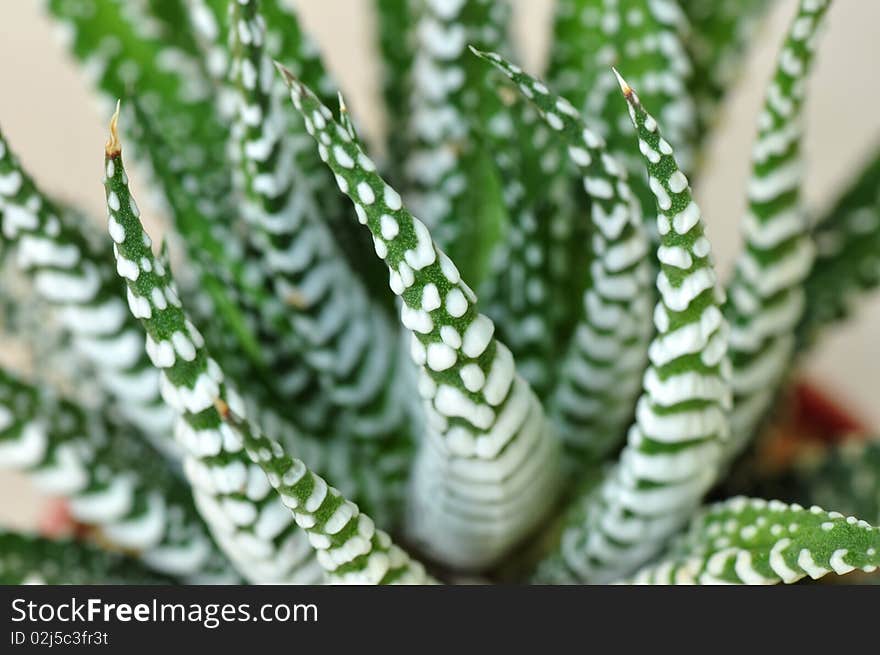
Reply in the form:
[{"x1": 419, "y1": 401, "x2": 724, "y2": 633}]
[{"x1": 0, "y1": 0, "x2": 878, "y2": 585}]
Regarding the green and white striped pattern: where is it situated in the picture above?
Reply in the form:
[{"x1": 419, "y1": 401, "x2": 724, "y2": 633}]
[
  {"x1": 125, "y1": 100, "x2": 266, "y2": 378},
  {"x1": 185, "y1": 0, "x2": 336, "y2": 105},
  {"x1": 546, "y1": 75, "x2": 731, "y2": 582},
  {"x1": 0, "y1": 531, "x2": 173, "y2": 585},
  {"x1": 0, "y1": 127, "x2": 176, "y2": 456},
  {"x1": 723, "y1": 0, "x2": 831, "y2": 467},
  {"x1": 0, "y1": 368, "x2": 233, "y2": 582},
  {"x1": 214, "y1": 0, "x2": 389, "y2": 302},
  {"x1": 47, "y1": 0, "x2": 227, "y2": 194},
  {"x1": 801, "y1": 148, "x2": 880, "y2": 347},
  {"x1": 126, "y1": 97, "x2": 335, "y2": 444},
  {"x1": 629, "y1": 496, "x2": 880, "y2": 584},
  {"x1": 403, "y1": 0, "x2": 509, "y2": 280},
  {"x1": 177, "y1": 3, "x2": 384, "y2": 411},
  {"x1": 478, "y1": 89, "x2": 583, "y2": 399},
  {"x1": 548, "y1": 0, "x2": 696, "y2": 219},
  {"x1": 214, "y1": 399, "x2": 432, "y2": 584},
  {"x1": 255, "y1": 0, "x2": 391, "y2": 302},
  {"x1": 46, "y1": 0, "x2": 248, "y2": 376},
  {"x1": 229, "y1": 0, "x2": 416, "y2": 526},
  {"x1": 182, "y1": 0, "x2": 233, "y2": 88},
  {"x1": 105, "y1": 117, "x2": 428, "y2": 584},
  {"x1": 281, "y1": 68, "x2": 561, "y2": 571},
  {"x1": 226, "y1": 0, "x2": 341, "y2": 373},
  {"x1": 682, "y1": 0, "x2": 776, "y2": 141},
  {"x1": 0, "y1": 253, "x2": 92, "y2": 397},
  {"x1": 476, "y1": 50, "x2": 653, "y2": 462},
  {"x1": 104, "y1": 121, "x2": 323, "y2": 584},
  {"x1": 185, "y1": 0, "x2": 338, "y2": 170}
]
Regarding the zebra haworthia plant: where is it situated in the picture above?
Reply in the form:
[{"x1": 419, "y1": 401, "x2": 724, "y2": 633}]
[{"x1": 0, "y1": 0, "x2": 878, "y2": 585}]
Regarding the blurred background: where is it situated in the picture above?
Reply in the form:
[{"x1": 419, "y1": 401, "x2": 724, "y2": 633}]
[{"x1": 0, "y1": 0, "x2": 878, "y2": 529}]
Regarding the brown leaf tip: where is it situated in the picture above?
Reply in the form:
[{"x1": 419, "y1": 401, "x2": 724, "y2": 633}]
[
  {"x1": 273, "y1": 60, "x2": 298, "y2": 86},
  {"x1": 285, "y1": 288, "x2": 310, "y2": 309},
  {"x1": 105, "y1": 100, "x2": 122, "y2": 157},
  {"x1": 214, "y1": 397, "x2": 230, "y2": 419},
  {"x1": 611, "y1": 67, "x2": 633, "y2": 99},
  {"x1": 337, "y1": 91, "x2": 348, "y2": 115}
]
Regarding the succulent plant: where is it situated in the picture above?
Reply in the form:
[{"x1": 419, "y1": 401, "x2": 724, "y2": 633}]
[{"x1": 0, "y1": 0, "x2": 878, "y2": 585}]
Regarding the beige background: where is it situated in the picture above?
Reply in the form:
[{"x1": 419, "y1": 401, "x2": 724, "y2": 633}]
[{"x1": 0, "y1": 0, "x2": 878, "y2": 529}]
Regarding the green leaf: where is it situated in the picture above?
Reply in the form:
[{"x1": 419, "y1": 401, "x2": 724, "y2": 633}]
[
  {"x1": 547, "y1": 0, "x2": 697, "y2": 223},
  {"x1": 478, "y1": 84, "x2": 584, "y2": 399},
  {"x1": 126, "y1": 99, "x2": 266, "y2": 373},
  {"x1": 629, "y1": 497, "x2": 880, "y2": 584},
  {"x1": 149, "y1": 0, "x2": 209, "y2": 57},
  {"x1": 125, "y1": 97, "x2": 323, "y2": 440},
  {"x1": 681, "y1": 0, "x2": 777, "y2": 145},
  {"x1": 722, "y1": 0, "x2": 832, "y2": 467},
  {"x1": 402, "y1": 0, "x2": 511, "y2": 284},
  {"x1": 216, "y1": 400, "x2": 433, "y2": 584},
  {"x1": 104, "y1": 113, "x2": 428, "y2": 583},
  {"x1": 228, "y1": 1, "x2": 417, "y2": 526},
  {"x1": 230, "y1": 0, "x2": 393, "y2": 305},
  {"x1": 475, "y1": 49, "x2": 654, "y2": 462},
  {"x1": 799, "y1": 147, "x2": 880, "y2": 348},
  {"x1": 540, "y1": 73, "x2": 731, "y2": 583},
  {"x1": 375, "y1": 0, "x2": 416, "y2": 181},
  {"x1": 0, "y1": 126, "x2": 175, "y2": 451},
  {"x1": 279, "y1": 66, "x2": 562, "y2": 571},
  {"x1": 46, "y1": 0, "x2": 228, "y2": 192},
  {"x1": 0, "y1": 367, "x2": 234, "y2": 582},
  {"x1": 789, "y1": 440, "x2": 880, "y2": 527},
  {"x1": 105, "y1": 116, "x2": 321, "y2": 583}
]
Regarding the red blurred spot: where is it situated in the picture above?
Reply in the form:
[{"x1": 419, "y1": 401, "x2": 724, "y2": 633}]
[
  {"x1": 791, "y1": 380, "x2": 866, "y2": 441},
  {"x1": 38, "y1": 499, "x2": 89, "y2": 539}
]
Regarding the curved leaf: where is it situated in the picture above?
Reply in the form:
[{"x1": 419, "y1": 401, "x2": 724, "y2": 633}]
[
  {"x1": 476, "y1": 50, "x2": 653, "y2": 462},
  {"x1": 630, "y1": 497, "x2": 880, "y2": 584},
  {"x1": 279, "y1": 67, "x2": 562, "y2": 571},
  {"x1": 229, "y1": 0, "x2": 417, "y2": 526},
  {"x1": 800, "y1": 148, "x2": 880, "y2": 347},
  {"x1": 0, "y1": 126, "x2": 175, "y2": 453},
  {"x1": 540, "y1": 73, "x2": 730, "y2": 583},
  {"x1": 723, "y1": 0, "x2": 832, "y2": 467},
  {"x1": 547, "y1": 0, "x2": 697, "y2": 221},
  {"x1": 0, "y1": 368, "x2": 233, "y2": 582},
  {"x1": 104, "y1": 112, "x2": 428, "y2": 583},
  {"x1": 402, "y1": 0, "x2": 511, "y2": 284}
]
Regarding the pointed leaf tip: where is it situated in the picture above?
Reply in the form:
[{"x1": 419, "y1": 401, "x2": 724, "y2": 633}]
[
  {"x1": 105, "y1": 99, "x2": 121, "y2": 156},
  {"x1": 337, "y1": 90, "x2": 348, "y2": 114},
  {"x1": 213, "y1": 397, "x2": 231, "y2": 420},
  {"x1": 469, "y1": 46, "x2": 503, "y2": 67},
  {"x1": 273, "y1": 60, "x2": 297, "y2": 86},
  {"x1": 612, "y1": 68, "x2": 633, "y2": 100}
]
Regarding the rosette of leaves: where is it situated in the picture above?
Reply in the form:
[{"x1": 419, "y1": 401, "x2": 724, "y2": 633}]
[{"x1": 0, "y1": 0, "x2": 878, "y2": 585}]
